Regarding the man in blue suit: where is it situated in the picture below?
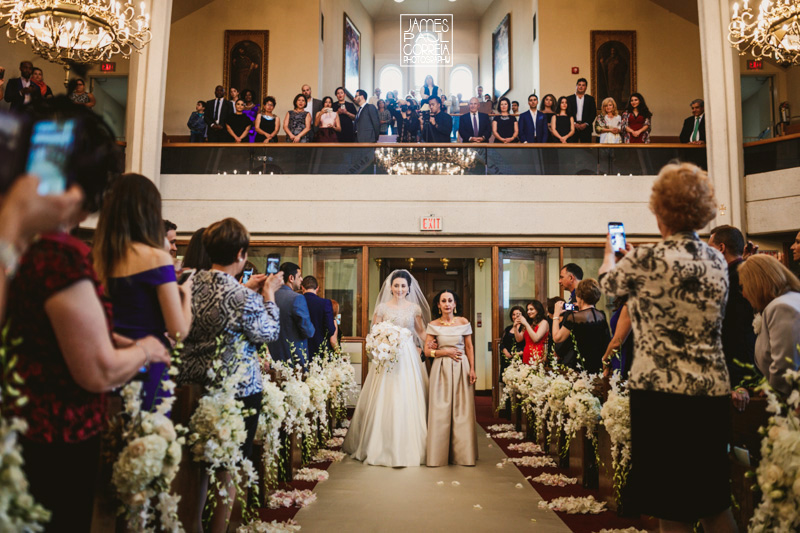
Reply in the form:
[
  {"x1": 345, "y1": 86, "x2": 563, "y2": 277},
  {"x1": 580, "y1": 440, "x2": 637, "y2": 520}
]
[
  {"x1": 267, "y1": 262, "x2": 315, "y2": 367},
  {"x1": 301, "y1": 275, "x2": 338, "y2": 359},
  {"x1": 458, "y1": 97, "x2": 491, "y2": 142},
  {"x1": 518, "y1": 94, "x2": 549, "y2": 143}
]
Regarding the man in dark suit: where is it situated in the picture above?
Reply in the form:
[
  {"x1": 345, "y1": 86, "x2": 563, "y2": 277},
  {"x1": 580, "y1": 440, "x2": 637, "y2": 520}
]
[
  {"x1": 267, "y1": 262, "x2": 315, "y2": 367},
  {"x1": 566, "y1": 78, "x2": 597, "y2": 143},
  {"x1": 679, "y1": 99, "x2": 706, "y2": 144},
  {"x1": 354, "y1": 89, "x2": 380, "y2": 142},
  {"x1": 301, "y1": 275, "x2": 338, "y2": 359},
  {"x1": 420, "y1": 96, "x2": 452, "y2": 142},
  {"x1": 302, "y1": 84, "x2": 323, "y2": 135},
  {"x1": 708, "y1": 225, "x2": 756, "y2": 411},
  {"x1": 3, "y1": 61, "x2": 35, "y2": 111},
  {"x1": 518, "y1": 93, "x2": 549, "y2": 143},
  {"x1": 458, "y1": 97, "x2": 491, "y2": 142},
  {"x1": 205, "y1": 85, "x2": 232, "y2": 142}
]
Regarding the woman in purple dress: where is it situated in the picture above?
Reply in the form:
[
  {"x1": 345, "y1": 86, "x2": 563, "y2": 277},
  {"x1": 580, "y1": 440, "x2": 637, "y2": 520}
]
[
  {"x1": 241, "y1": 89, "x2": 259, "y2": 142},
  {"x1": 93, "y1": 173, "x2": 193, "y2": 410}
]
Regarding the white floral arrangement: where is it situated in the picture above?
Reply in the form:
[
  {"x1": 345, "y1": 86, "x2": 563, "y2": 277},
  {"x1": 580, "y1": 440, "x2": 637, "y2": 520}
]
[
  {"x1": 293, "y1": 467, "x2": 330, "y2": 483},
  {"x1": 538, "y1": 495, "x2": 606, "y2": 514},
  {"x1": 365, "y1": 321, "x2": 410, "y2": 372},
  {"x1": 256, "y1": 376, "x2": 286, "y2": 487},
  {"x1": 273, "y1": 361, "x2": 312, "y2": 437},
  {"x1": 507, "y1": 442, "x2": 544, "y2": 454},
  {"x1": 305, "y1": 359, "x2": 331, "y2": 436},
  {"x1": 333, "y1": 428, "x2": 348, "y2": 437},
  {"x1": 320, "y1": 349, "x2": 357, "y2": 420},
  {"x1": 499, "y1": 357, "x2": 533, "y2": 408},
  {"x1": 0, "y1": 417, "x2": 51, "y2": 532},
  {"x1": 267, "y1": 489, "x2": 317, "y2": 509},
  {"x1": 111, "y1": 357, "x2": 185, "y2": 532},
  {"x1": 187, "y1": 356, "x2": 258, "y2": 511},
  {"x1": 340, "y1": 419, "x2": 350, "y2": 429},
  {"x1": 487, "y1": 423, "x2": 515, "y2": 433},
  {"x1": 563, "y1": 373, "x2": 602, "y2": 443},
  {"x1": 520, "y1": 368, "x2": 551, "y2": 442},
  {"x1": 325, "y1": 437, "x2": 344, "y2": 448},
  {"x1": 749, "y1": 368, "x2": 800, "y2": 533},
  {"x1": 529, "y1": 473, "x2": 577, "y2": 486},
  {"x1": 600, "y1": 372, "x2": 632, "y2": 504},
  {"x1": 492, "y1": 430, "x2": 525, "y2": 440},
  {"x1": 310, "y1": 449, "x2": 346, "y2": 463},
  {"x1": 543, "y1": 372, "x2": 576, "y2": 452},
  {"x1": 237, "y1": 519, "x2": 301, "y2": 533},
  {"x1": 503, "y1": 455, "x2": 556, "y2": 468}
]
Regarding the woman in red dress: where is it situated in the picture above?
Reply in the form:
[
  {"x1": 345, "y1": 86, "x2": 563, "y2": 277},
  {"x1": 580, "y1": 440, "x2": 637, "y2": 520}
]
[
  {"x1": 621, "y1": 92, "x2": 652, "y2": 144},
  {"x1": 515, "y1": 300, "x2": 550, "y2": 365}
]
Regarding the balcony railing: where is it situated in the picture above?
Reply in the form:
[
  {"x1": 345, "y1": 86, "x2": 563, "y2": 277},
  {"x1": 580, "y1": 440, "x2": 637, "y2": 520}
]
[{"x1": 743, "y1": 132, "x2": 800, "y2": 175}]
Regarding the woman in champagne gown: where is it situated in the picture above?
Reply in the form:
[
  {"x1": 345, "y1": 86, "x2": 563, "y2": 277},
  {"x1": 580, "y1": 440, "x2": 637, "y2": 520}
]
[
  {"x1": 424, "y1": 289, "x2": 478, "y2": 466},
  {"x1": 343, "y1": 270, "x2": 430, "y2": 467}
]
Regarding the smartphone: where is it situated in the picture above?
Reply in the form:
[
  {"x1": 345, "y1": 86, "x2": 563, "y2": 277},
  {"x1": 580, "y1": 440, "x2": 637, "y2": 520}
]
[
  {"x1": 267, "y1": 253, "x2": 281, "y2": 275},
  {"x1": 608, "y1": 221, "x2": 627, "y2": 255},
  {"x1": 177, "y1": 269, "x2": 194, "y2": 285},
  {"x1": 26, "y1": 118, "x2": 78, "y2": 196},
  {"x1": 563, "y1": 303, "x2": 576, "y2": 311},
  {"x1": 241, "y1": 268, "x2": 254, "y2": 284},
  {"x1": 0, "y1": 110, "x2": 32, "y2": 193}
]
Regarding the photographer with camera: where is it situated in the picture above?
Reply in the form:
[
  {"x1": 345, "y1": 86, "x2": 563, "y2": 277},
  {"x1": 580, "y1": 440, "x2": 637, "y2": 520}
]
[
  {"x1": 551, "y1": 278, "x2": 610, "y2": 372},
  {"x1": 419, "y1": 95, "x2": 452, "y2": 143}
]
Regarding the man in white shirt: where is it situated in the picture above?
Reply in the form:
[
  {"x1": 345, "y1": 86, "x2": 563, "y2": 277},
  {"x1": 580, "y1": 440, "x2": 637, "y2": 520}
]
[
  {"x1": 566, "y1": 78, "x2": 597, "y2": 143},
  {"x1": 3, "y1": 61, "x2": 35, "y2": 111},
  {"x1": 458, "y1": 97, "x2": 490, "y2": 142}
]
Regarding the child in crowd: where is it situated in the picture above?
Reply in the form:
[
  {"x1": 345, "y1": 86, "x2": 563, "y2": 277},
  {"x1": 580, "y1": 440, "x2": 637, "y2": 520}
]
[{"x1": 188, "y1": 100, "x2": 206, "y2": 142}]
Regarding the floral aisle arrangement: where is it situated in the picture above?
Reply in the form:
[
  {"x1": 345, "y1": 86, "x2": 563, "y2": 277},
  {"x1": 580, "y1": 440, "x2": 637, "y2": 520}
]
[
  {"x1": 498, "y1": 356, "x2": 532, "y2": 411},
  {"x1": 319, "y1": 348, "x2": 357, "y2": 422},
  {"x1": 256, "y1": 377, "x2": 287, "y2": 488},
  {"x1": 599, "y1": 373, "x2": 632, "y2": 505},
  {"x1": 563, "y1": 373, "x2": 602, "y2": 450},
  {"x1": 305, "y1": 359, "x2": 331, "y2": 444},
  {"x1": 365, "y1": 321, "x2": 409, "y2": 372},
  {"x1": 293, "y1": 467, "x2": 330, "y2": 482},
  {"x1": 267, "y1": 489, "x2": 317, "y2": 509},
  {"x1": 273, "y1": 361, "x2": 312, "y2": 438},
  {"x1": 749, "y1": 368, "x2": 800, "y2": 533},
  {"x1": 519, "y1": 367, "x2": 553, "y2": 443},
  {"x1": 237, "y1": 519, "x2": 301, "y2": 533},
  {"x1": 310, "y1": 449, "x2": 346, "y2": 463},
  {"x1": 529, "y1": 473, "x2": 577, "y2": 486},
  {"x1": 544, "y1": 372, "x2": 576, "y2": 454}
]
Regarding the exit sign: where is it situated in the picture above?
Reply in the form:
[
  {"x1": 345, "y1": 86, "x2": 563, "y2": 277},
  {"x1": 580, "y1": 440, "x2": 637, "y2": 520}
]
[
  {"x1": 420, "y1": 216, "x2": 442, "y2": 231},
  {"x1": 100, "y1": 62, "x2": 116, "y2": 72},
  {"x1": 747, "y1": 60, "x2": 763, "y2": 70}
]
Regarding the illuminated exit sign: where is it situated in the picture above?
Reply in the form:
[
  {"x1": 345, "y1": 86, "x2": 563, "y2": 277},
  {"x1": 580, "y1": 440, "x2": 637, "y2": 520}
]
[
  {"x1": 747, "y1": 60, "x2": 763, "y2": 70},
  {"x1": 421, "y1": 216, "x2": 443, "y2": 231},
  {"x1": 100, "y1": 62, "x2": 116, "y2": 72}
]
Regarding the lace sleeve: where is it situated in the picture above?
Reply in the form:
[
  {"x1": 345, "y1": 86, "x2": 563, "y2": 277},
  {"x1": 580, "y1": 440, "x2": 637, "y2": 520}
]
[
  {"x1": 412, "y1": 303, "x2": 422, "y2": 317},
  {"x1": 373, "y1": 303, "x2": 385, "y2": 323}
]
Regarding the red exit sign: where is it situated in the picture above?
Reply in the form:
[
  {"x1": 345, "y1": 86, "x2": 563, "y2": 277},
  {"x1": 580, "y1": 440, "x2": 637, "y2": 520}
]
[
  {"x1": 747, "y1": 60, "x2": 763, "y2": 70},
  {"x1": 100, "y1": 62, "x2": 116, "y2": 72},
  {"x1": 420, "y1": 216, "x2": 442, "y2": 231}
]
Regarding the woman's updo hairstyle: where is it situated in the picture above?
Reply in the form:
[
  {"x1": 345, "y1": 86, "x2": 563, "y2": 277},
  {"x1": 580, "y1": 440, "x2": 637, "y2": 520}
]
[
  {"x1": 391, "y1": 270, "x2": 413, "y2": 290},
  {"x1": 432, "y1": 289, "x2": 462, "y2": 319}
]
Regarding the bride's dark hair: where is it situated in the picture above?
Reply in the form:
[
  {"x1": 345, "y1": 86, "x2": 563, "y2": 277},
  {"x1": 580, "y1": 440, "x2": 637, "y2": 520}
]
[
  {"x1": 432, "y1": 289, "x2": 461, "y2": 318},
  {"x1": 391, "y1": 270, "x2": 413, "y2": 290}
]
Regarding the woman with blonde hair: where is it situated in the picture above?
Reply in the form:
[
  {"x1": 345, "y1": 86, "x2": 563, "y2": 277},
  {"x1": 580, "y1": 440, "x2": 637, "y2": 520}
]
[
  {"x1": 598, "y1": 162, "x2": 736, "y2": 532},
  {"x1": 594, "y1": 97, "x2": 622, "y2": 144},
  {"x1": 739, "y1": 254, "x2": 800, "y2": 395}
]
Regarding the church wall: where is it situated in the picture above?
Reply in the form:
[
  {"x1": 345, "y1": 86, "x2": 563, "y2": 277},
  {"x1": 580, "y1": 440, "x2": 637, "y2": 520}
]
[
  {"x1": 163, "y1": 0, "x2": 320, "y2": 136},
  {"x1": 318, "y1": 0, "x2": 375, "y2": 99},
  {"x1": 478, "y1": 0, "x2": 535, "y2": 102},
  {"x1": 745, "y1": 167, "x2": 800, "y2": 235}
]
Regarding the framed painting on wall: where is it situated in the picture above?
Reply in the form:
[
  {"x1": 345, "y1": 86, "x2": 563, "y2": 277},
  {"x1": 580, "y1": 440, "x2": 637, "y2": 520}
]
[
  {"x1": 223, "y1": 30, "x2": 269, "y2": 106},
  {"x1": 590, "y1": 30, "x2": 636, "y2": 111},
  {"x1": 343, "y1": 13, "x2": 361, "y2": 99},
  {"x1": 492, "y1": 13, "x2": 511, "y2": 99}
]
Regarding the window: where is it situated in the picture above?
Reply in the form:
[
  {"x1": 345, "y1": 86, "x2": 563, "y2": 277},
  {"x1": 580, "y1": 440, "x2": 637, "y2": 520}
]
[
  {"x1": 449, "y1": 66, "x2": 474, "y2": 101},
  {"x1": 378, "y1": 65, "x2": 403, "y2": 98}
]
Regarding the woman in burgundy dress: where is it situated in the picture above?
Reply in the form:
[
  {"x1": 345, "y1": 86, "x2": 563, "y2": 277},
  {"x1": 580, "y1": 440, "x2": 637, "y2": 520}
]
[{"x1": 621, "y1": 92, "x2": 652, "y2": 144}]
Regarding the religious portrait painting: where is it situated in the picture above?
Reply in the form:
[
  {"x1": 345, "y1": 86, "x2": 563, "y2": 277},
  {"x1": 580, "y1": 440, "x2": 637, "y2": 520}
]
[
  {"x1": 223, "y1": 30, "x2": 269, "y2": 106},
  {"x1": 492, "y1": 14, "x2": 511, "y2": 99},
  {"x1": 591, "y1": 31, "x2": 636, "y2": 111},
  {"x1": 343, "y1": 14, "x2": 361, "y2": 99}
]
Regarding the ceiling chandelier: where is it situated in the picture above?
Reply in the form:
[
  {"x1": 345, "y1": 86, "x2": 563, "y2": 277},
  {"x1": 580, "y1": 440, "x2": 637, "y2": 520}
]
[
  {"x1": 375, "y1": 147, "x2": 478, "y2": 175},
  {"x1": 0, "y1": 1, "x2": 152, "y2": 65},
  {"x1": 728, "y1": 0, "x2": 800, "y2": 65}
]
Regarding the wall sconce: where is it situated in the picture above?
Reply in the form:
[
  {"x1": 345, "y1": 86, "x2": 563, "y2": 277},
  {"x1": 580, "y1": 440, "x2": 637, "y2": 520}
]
[
  {"x1": 440, "y1": 258, "x2": 450, "y2": 269},
  {"x1": 407, "y1": 257, "x2": 415, "y2": 269},
  {"x1": 374, "y1": 258, "x2": 383, "y2": 269},
  {"x1": 477, "y1": 258, "x2": 486, "y2": 270},
  {"x1": 719, "y1": 204, "x2": 727, "y2": 216}
]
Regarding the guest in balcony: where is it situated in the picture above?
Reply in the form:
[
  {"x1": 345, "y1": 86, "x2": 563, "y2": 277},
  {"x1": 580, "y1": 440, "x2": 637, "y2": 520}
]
[
  {"x1": 333, "y1": 86, "x2": 357, "y2": 142},
  {"x1": 314, "y1": 96, "x2": 341, "y2": 143},
  {"x1": 476, "y1": 85, "x2": 484, "y2": 100},
  {"x1": 369, "y1": 87, "x2": 381, "y2": 107},
  {"x1": 253, "y1": 96, "x2": 279, "y2": 143},
  {"x1": 241, "y1": 89, "x2": 259, "y2": 142},
  {"x1": 458, "y1": 97, "x2": 491, "y2": 142},
  {"x1": 225, "y1": 99, "x2": 253, "y2": 143},
  {"x1": 396, "y1": 98, "x2": 420, "y2": 142},
  {"x1": 284, "y1": 94, "x2": 313, "y2": 143},
  {"x1": 67, "y1": 78, "x2": 95, "y2": 109},
  {"x1": 566, "y1": 78, "x2": 596, "y2": 143},
  {"x1": 484, "y1": 93, "x2": 494, "y2": 110},
  {"x1": 519, "y1": 94, "x2": 549, "y2": 143},
  {"x1": 599, "y1": 162, "x2": 735, "y2": 532},
  {"x1": 595, "y1": 97, "x2": 622, "y2": 144},
  {"x1": 29, "y1": 68, "x2": 53, "y2": 100},
  {"x1": 377, "y1": 99, "x2": 392, "y2": 136},
  {"x1": 621, "y1": 92, "x2": 652, "y2": 144},
  {"x1": 540, "y1": 93, "x2": 557, "y2": 136},
  {"x1": 550, "y1": 96, "x2": 575, "y2": 144},
  {"x1": 739, "y1": 254, "x2": 800, "y2": 396},
  {"x1": 227, "y1": 87, "x2": 239, "y2": 113},
  {"x1": 205, "y1": 85, "x2": 231, "y2": 143},
  {"x1": 551, "y1": 279, "x2": 610, "y2": 372},
  {"x1": 354, "y1": 89, "x2": 380, "y2": 143},
  {"x1": 679, "y1": 99, "x2": 706, "y2": 144},
  {"x1": 420, "y1": 95, "x2": 452, "y2": 143},
  {"x1": 4, "y1": 61, "x2": 35, "y2": 110},
  {"x1": 515, "y1": 300, "x2": 549, "y2": 365},
  {"x1": 511, "y1": 101, "x2": 519, "y2": 114},
  {"x1": 420, "y1": 74, "x2": 439, "y2": 105},
  {"x1": 301, "y1": 84, "x2": 323, "y2": 133},
  {"x1": 188, "y1": 101, "x2": 207, "y2": 142},
  {"x1": 492, "y1": 97, "x2": 518, "y2": 143}
]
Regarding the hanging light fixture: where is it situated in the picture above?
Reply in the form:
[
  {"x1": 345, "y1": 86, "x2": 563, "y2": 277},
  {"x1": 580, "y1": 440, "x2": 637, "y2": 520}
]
[
  {"x1": 0, "y1": 0, "x2": 152, "y2": 65},
  {"x1": 728, "y1": 0, "x2": 800, "y2": 65},
  {"x1": 374, "y1": 147, "x2": 478, "y2": 175}
]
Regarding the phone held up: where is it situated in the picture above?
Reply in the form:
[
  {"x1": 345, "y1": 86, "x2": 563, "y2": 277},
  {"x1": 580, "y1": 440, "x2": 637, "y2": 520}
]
[
  {"x1": 608, "y1": 221, "x2": 627, "y2": 258},
  {"x1": 266, "y1": 253, "x2": 281, "y2": 275},
  {"x1": 241, "y1": 268, "x2": 254, "y2": 285}
]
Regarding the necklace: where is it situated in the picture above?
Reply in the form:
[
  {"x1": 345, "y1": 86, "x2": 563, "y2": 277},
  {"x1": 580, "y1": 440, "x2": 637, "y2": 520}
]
[{"x1": 439, "y1": 316, "x2": 456, "y2": 326}]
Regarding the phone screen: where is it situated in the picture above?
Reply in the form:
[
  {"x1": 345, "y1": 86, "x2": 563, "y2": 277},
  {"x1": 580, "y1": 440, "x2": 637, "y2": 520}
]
[
  {"x1": 0, "y1": 111, "x2": 32, "y2": 193},
  {"x1": 267, "y1": 254, "x2": 280, "y2": 275},
  {"x1": 609, "y1": 222, "x2": 627, "y2": 254},
  {"x1": 26, "y1": 119, "x2": 76, "y2": 196},
  {"x1": 241, "y1": 268, "x2": 254, "y2": 284}
]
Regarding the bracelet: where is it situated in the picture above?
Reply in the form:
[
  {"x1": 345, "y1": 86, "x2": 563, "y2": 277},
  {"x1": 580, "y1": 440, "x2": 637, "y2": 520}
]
[
  {"x1": 135, "y1": 340, "x2": 151, "y2": 368},
  {"x1": 431, "y1": 349, "x2": 436, "y2": 359}
]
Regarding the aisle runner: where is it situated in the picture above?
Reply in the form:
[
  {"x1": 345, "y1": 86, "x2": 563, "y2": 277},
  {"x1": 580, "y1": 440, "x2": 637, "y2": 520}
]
[{"x1": 292, "y1": 423, "x2": 571, "y2": 532}]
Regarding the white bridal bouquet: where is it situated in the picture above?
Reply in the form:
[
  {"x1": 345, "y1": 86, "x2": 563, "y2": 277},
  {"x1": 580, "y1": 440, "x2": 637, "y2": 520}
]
[{"x1": 365, "y1": 321, "x2": 409, "y2": 372}]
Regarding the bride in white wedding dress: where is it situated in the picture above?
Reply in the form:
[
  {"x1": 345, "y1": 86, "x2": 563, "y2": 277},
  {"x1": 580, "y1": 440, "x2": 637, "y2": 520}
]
[{"x1": 343, "y1": 270, "x2": 431, "y2": 467}]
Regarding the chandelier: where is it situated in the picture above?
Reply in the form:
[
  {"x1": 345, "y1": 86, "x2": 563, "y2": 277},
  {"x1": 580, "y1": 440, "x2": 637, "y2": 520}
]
[
  {"x1": 0, "y1": 1, "x2": 152, "y2": 64},
  {"x1": 728, "y1": 0, "x2": 800, "y2": 65},
  {"x1": 374, "y1": 147, "x2": 478, "y2": 175}
]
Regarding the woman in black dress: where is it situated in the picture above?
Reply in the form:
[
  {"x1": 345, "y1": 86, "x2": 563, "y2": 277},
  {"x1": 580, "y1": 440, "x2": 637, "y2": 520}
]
[
  {"x1": 540, "y1": 94, "x2": 557, "y2": 138},
  {"x1": 333, "y1": 86, "x2": 357, "y2": 142},
  {"x1": 550, "y1": 96, "x2": 575, "y2": 144},
  {"x1": 225, "y1": 99, "x2": 253, "y2": 143},
  {"x1": 492, "y1": 97, "x2": 518, "y2": 143},
  {"x1": 253, "y1": 96, "x2": 279, "y2": 143},
  {"x1": 420, "y1": 75, "x2": 439, "y2": 105},
  {"x1": 551, "y1": 278, "x2": 610, "y2": 373},
  {"x1": 500, "y1": 306, "x2": 527, "y2": 383}
]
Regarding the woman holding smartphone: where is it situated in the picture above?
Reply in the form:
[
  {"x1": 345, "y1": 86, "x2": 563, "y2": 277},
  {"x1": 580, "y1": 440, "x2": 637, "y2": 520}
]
[
  {"x1": 94, "y1": 173, "x2": 193, "y2": 410},
  {"x1": 315, "y1": 96, "x2": 341, "y2": 142}
]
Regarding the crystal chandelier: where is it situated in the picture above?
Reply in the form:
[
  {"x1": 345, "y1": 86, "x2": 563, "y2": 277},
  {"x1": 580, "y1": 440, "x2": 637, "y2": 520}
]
[
  {"x1": 728, "y1": 0, "x2": 800, "y2": 65},
  {"x1": 0, "y1": 1, "x2": 152, "y2": 64},
  {"x1": 374, "y1": 147, "x2": 478, "y2": 175}
]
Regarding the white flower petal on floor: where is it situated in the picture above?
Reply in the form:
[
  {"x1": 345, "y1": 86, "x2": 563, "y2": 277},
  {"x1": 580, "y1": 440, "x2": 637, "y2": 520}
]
[{"x1": 538, "y1": 495, "x2": 606, "y2": 514}]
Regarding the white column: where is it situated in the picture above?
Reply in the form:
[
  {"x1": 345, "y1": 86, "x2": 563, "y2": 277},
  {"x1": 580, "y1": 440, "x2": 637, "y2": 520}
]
[
  {"x1": 125, "y1": 0, "x2": 173, "y2": 187},
  {"x1": 697, "y1": 0, "x2": 745, "y2": 230}
]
